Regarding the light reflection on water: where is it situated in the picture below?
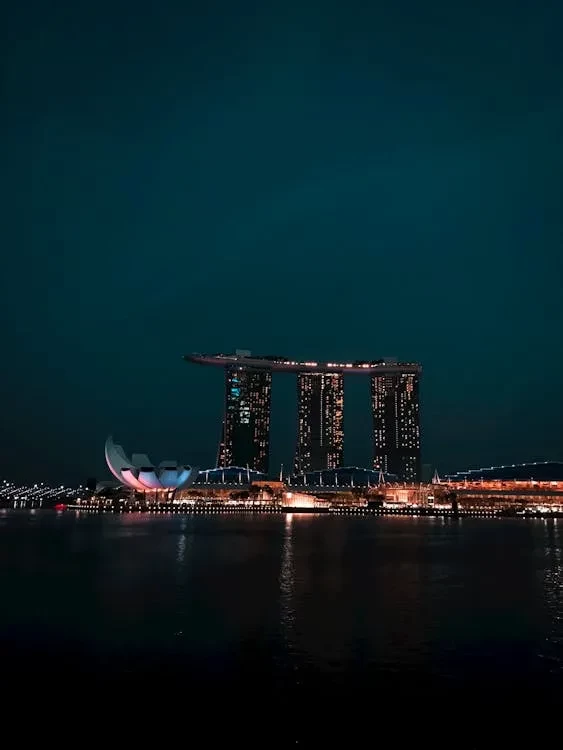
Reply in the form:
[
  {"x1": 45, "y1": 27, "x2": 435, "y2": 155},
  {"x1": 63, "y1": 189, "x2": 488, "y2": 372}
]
[
  {"x1": 177, "y1": 518, "x2": 188, "y2": 565},
  {"x1": 0, "y1": 510, "x2": 561, "y2": 701},
  {"x1": 540, "y1": 520, "x2": 562, "y2": 671},
  {"x1": 279, "y1": 513, "x2": 295, "y2": 649}
]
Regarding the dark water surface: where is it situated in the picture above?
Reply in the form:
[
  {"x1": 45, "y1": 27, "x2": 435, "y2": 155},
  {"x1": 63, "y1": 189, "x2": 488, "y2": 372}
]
[{"x1": 1, "y1": 511, "x2": 561, "y2": 715}]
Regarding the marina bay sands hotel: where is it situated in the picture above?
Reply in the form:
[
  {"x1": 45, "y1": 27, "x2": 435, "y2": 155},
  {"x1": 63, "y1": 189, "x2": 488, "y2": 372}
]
[{"x1": 185, "y1": 351, "x2": 422, "y2": 482}]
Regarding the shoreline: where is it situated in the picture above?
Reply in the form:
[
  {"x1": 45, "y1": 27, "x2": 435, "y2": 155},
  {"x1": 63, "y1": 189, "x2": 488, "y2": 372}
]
[{"x1": 63, "y1": 504, "x2": 563, "y2": 519}]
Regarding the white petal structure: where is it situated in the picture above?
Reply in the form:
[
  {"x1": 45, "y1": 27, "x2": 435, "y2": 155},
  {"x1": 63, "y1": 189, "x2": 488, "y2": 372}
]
[{"x1": 105, "y1": 436, "x2": 199, "y2": 491}]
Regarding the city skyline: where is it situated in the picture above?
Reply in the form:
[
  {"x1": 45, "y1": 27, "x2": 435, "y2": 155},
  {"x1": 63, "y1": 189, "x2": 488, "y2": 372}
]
[
  {"x1": 186, "y1": 351, "x2": 422, "y2": 481},
  {"x1": 2, "y1": 1, "x2": 562, "y2": 484}
]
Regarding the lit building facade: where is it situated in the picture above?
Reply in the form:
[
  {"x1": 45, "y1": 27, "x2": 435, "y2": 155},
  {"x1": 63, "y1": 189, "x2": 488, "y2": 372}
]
[
  {"x1": 104, "y1": 436, "x2": 199, "y2": 493},
  {"x1": 185, "y1": 352, "x2": 421, "y2": 482},
  {"x1": 217, "y1": 366, "x2": 272, "y2": 474},
  {"x1": 371, "y1": 372, "x2": 421, "y2": 482},
  {"x1": 294, "y1": 373, "x2": 344, "y2": 473}
]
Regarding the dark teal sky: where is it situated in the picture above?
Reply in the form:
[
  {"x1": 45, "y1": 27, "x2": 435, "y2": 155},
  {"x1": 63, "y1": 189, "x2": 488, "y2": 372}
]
[{"x1": 2, "y1": 0, "x2": 562, "y2": 484}]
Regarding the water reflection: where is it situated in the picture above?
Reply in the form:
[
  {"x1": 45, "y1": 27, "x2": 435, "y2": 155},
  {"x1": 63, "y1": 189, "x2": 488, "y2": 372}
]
[
  {"x1": 279, "y1": 514, "x2": 295, "y2": 650},
  {"x1": 540, "y1": 520, "x2": 562, "y2": 671},
  {"x1": 177, "y1": 519, "x2": 188, "y2": 565},
  {"x1": 1, "y1": 511, "x2": 560, "y2": 696}
]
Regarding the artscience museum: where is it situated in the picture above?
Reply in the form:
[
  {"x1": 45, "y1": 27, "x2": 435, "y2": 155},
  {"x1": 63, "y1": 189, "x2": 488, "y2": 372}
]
[{"x1": 105, "y1": 436, "x2": 199, "y2": 493}]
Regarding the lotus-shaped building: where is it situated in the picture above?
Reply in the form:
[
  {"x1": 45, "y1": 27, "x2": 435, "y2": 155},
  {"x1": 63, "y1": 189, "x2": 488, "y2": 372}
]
[{"x1": 105, "y1": 436, "x2": 199, "y2": 493}]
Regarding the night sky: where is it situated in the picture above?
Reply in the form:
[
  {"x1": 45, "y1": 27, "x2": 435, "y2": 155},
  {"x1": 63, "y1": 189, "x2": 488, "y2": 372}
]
[{"x1": 2, "y1": 0, "x2": 562, "y2": 485}]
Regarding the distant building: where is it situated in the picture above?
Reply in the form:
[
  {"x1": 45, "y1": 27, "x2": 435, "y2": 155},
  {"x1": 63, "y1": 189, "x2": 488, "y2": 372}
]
[
  {"x1": 282, "y1": 491, "x2": 329, "y2": 509},
  {"x1": 217, "y1": 362, "x2": 272, "y2": 474},
  {"x1": 294, "y1": 372, "x2": 344, "y2": 473},
  {"x1": 421, "y1": 464, "x2": 433, "y2": 483},
  {"x1": 371, "y1": 371, "x2": 421, "y2": 482}
]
